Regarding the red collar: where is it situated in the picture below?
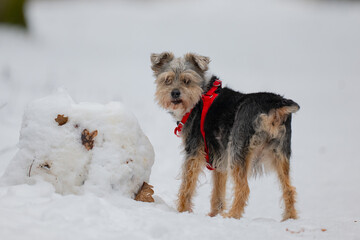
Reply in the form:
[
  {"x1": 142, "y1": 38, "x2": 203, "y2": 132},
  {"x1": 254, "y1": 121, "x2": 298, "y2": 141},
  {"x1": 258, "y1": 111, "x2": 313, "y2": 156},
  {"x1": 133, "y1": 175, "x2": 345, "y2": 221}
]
[{"x1": 174, "y1": 79, "x2": 222, "y2": 170}]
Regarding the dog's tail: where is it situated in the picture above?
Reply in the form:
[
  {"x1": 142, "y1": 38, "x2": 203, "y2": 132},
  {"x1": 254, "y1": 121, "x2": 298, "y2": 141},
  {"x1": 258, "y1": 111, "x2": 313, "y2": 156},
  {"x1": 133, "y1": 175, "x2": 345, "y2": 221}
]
[
  {"x1": 255, "y1": 98, "x2": 299, "y2": 141},
  {"x1": 275, "y1": 99, "x2": 300, "y2": 116}
]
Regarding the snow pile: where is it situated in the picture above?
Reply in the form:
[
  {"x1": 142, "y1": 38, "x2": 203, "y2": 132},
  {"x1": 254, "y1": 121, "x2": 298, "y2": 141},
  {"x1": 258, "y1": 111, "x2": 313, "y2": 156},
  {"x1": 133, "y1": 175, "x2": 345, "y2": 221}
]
[{"x1": 1, "y1": 90, "x2": 154, "y2": 198}]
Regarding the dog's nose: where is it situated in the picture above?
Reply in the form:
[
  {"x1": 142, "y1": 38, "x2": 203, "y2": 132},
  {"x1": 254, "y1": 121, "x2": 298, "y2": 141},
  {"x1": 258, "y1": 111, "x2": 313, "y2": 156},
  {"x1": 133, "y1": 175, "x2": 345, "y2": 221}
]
[{"x1": 171, "y1": 89, "x2": 181, "y2": 99}]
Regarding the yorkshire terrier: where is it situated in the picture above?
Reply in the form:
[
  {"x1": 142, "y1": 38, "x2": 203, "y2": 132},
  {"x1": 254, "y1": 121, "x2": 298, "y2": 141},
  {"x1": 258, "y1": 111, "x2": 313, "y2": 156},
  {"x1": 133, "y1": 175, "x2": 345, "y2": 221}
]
[{"x1": 151, "y1": 52, "x2": 299, "y2": 221}]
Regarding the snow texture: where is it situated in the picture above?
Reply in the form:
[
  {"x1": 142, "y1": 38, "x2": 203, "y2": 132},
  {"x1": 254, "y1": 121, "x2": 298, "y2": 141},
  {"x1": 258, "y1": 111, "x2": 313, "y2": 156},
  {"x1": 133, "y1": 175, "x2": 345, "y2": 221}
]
[
  {"x1": 0, "y1": 0, "x2": 360, "y2": 239},
  {"x1": 1, "y1": 90, "x2": 154, "y2": 198}
]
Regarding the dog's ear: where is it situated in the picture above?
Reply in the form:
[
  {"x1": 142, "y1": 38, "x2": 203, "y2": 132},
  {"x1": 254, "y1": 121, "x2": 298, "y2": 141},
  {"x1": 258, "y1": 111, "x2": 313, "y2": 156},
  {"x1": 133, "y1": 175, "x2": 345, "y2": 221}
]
[
  {"x1": 184, "y1": 53, "x2": 211, "y2": 72},
  {"x1": 150, "y1": 52, "x2": 174, "y2": 75}
]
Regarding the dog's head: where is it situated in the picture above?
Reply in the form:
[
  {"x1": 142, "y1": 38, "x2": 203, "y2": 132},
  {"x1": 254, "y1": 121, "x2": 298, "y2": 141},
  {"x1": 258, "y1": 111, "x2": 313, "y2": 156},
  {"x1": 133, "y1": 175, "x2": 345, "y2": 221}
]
[{"x1": 151, "y1": 52, "x2": 210, "y2": 117}]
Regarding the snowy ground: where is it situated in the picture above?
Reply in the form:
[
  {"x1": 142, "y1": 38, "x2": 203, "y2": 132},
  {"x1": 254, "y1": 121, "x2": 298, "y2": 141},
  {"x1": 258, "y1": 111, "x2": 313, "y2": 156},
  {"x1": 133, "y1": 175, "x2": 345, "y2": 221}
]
[{"x1": 1, "y1": 0, "x2": 360, "y2": 239}]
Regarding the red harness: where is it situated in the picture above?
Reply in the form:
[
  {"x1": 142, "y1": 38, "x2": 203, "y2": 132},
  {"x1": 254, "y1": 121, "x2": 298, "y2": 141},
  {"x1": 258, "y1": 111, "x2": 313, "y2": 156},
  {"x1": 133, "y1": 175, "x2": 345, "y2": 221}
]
[{"x1": 174, "y1": 79, "x2": 222, "y2": 170}]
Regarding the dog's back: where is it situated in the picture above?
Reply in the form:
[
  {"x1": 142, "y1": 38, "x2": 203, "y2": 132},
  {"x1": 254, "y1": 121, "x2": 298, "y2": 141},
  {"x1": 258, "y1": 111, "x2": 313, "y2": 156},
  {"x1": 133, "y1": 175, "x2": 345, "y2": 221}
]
[{"x1": 205, "y1": 86, "x2": 299, "y2": 174}]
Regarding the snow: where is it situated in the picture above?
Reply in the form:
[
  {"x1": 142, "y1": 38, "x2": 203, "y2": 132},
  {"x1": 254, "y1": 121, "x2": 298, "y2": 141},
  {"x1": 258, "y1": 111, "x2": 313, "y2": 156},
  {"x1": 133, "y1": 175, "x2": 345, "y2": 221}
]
[
  {"x1": 1, "y1": 90, "x2": 154, "y2": 197},
  {"x1": 1, "y1": 0, "x2": 360, "y2": 239}
]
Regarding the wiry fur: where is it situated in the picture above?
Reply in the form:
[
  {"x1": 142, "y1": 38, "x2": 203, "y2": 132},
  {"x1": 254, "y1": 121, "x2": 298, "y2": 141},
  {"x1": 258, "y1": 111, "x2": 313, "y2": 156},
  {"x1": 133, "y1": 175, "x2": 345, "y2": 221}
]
[{"x1": 151, "y1": 52, "x2": 299, "y2": 221}]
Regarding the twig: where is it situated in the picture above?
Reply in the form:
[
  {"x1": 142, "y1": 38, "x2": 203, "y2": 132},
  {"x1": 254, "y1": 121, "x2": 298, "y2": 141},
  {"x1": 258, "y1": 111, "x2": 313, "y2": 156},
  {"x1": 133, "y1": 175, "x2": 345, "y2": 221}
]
[{"x1": 28, "y1": 159, "x2": 35, "y2": 177}]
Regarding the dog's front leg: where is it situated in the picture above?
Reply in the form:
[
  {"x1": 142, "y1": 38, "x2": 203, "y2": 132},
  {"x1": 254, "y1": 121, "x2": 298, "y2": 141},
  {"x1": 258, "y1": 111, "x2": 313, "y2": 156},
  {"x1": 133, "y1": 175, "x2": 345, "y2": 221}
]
[{"x1": 177, "y1": 154, "x2": 204, "y2": 213}]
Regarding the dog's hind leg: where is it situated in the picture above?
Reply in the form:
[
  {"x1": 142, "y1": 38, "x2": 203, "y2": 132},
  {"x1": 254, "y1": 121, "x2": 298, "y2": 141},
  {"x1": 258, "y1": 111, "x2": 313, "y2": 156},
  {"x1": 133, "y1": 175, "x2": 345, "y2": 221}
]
[
  {"x1": 223, "y1": 154, "x2": 251, "y2": 219},
  {"x1": 209, "y1": 170, "x2": 227, "y2": 217},
  {"x1": 177, "y1": 153, "x2": 205, "y2": 213},
  {"x1": 275, "y1": 154, "x2": 298, "y2": 221}
]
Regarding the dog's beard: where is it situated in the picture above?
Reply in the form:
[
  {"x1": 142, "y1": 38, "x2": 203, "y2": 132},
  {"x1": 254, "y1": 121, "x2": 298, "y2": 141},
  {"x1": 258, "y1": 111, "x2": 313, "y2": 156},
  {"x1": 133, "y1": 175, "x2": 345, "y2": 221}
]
[
  {"x1": 171, "y1": 99, "x2": 183, "y2": 105},
  {"x1": 167, "y1": 99, "x2": 186, "y2": 111},
  {"x1": 170, "y1": 95, "x2": 197, "y2": 111},
  {"x1": 158, "y1": 97, "x2": 192, "y2": 121},
  {"x1": 172, "y1": 97, "x2": 203, "y2": 121}
]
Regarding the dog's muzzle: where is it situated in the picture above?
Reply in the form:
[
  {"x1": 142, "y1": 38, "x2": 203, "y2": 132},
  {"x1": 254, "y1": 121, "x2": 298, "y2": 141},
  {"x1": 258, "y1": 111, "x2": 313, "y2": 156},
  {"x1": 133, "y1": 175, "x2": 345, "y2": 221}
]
[{"x1": 171, "y1": 89, "x2": 182, "y2": 104}]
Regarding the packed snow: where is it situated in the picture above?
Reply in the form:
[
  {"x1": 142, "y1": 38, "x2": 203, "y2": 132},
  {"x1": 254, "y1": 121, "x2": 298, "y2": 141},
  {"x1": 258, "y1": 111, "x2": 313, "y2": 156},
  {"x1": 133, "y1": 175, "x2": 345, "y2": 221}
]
[
  {"x1": 1, "y1": 0, "x2": 360, "y2": 239},
  {"x1": 1, "y1": 90, "x2": 154, "y2": 197}
]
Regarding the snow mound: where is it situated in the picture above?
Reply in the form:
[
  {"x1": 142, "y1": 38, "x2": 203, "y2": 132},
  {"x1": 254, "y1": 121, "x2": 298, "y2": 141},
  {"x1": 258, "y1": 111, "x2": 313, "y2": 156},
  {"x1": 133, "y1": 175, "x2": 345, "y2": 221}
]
[{"x1": 1, "y1": 90, "x2": 154, "y2": 198}]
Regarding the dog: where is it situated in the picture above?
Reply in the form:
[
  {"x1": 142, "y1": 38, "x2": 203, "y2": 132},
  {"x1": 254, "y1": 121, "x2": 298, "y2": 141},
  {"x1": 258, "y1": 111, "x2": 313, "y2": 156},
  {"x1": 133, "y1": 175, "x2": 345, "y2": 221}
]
[{"x1": 151, "y1": 52, "x2": 299, "y2": 221}]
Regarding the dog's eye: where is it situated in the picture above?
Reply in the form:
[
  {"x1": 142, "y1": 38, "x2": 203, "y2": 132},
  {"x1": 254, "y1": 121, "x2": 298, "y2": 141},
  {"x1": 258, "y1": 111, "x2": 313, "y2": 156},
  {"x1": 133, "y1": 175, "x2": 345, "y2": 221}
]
[
  {"x1": 183, "y1": 78, "x2": 191, "y2": 85},
  {"x1": 165, "y1": 77, "x2": 173, "y2": 85}
]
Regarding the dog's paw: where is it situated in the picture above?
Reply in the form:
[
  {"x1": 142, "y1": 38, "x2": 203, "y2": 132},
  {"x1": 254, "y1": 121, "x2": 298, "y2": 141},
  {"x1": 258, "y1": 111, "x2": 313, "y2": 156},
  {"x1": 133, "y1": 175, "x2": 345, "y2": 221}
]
[
  {"x1": 178, "y1": 208, "x2": 193, "y2": 213},
  {"x1": 177, "y1": 205, "x2": 193, "y2": 213},
  {"x1": 208, "y1": 211, "x2": 219, "y2": 217},
  {"x1": 282, "y1": 211, "x2": 298, "y2": 221},
  {"x1": 221, "y1": 211, "x2": 242, "y2": 219},
  {"x1": 177, "y1": 197, "x2": 193, "y2": 213}
]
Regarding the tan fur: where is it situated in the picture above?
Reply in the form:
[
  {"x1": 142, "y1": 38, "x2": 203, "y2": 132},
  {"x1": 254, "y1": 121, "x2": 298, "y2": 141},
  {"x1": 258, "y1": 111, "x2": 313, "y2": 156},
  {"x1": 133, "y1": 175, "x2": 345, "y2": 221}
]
[
  {"x1": 208, "y1": 170, "x2": 228, "y2": 217},
  {"x1": 257, "y1": 105, "x2": 299, "y2": 139},
  {"x1": 223, "y1": 155, "x2": 251, "y2": 219},
  {"x1": 247, "y1": 141, "x2": 275, "y2": 177},
  {"x1": 275, "y1": 154, "x2": 298, "y2": 221},
  {"x1": 257, "y1": 111, "x2": 284, "y2": 139},
  {"x1": 177, "y1": 150, "x2": 206, "y2": 212}
]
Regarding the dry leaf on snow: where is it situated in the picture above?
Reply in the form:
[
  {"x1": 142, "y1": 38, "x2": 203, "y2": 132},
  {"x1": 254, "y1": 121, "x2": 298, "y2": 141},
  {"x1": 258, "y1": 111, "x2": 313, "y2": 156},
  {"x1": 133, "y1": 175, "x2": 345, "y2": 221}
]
[
  {"x1": 135, "y1": 182, "x2": 154, "y2": 203},
  {"x1": 81, "y1": 129, "x2": 98, "y2": 150},
  {"x1": 55, "y1": 114, "x2": 68, "y2": 126}
]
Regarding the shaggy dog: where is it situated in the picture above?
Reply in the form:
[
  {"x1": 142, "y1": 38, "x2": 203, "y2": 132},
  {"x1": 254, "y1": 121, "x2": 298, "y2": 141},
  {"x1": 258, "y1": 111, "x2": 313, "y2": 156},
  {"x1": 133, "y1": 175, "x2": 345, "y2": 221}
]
[{"x1": 151, "y1": 52, "x2": 299, "y2": 220}]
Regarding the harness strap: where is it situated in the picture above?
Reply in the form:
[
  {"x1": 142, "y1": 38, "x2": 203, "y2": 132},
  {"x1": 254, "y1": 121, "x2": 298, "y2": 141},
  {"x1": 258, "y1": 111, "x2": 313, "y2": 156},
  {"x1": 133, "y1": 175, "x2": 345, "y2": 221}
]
[
  {"x1": 174, "y1": 79, "x2": 222, "y2": 170},
  {"x1": 174, "y1": 111, "x2": 191, "y2": 137}
]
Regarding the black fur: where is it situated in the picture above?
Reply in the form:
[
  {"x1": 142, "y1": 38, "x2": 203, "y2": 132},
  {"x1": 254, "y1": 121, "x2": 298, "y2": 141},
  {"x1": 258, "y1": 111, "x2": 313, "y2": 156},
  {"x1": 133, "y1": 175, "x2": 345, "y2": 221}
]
[{"x1": 182, "y1": 76, "x2": 299, "y2": 171}]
